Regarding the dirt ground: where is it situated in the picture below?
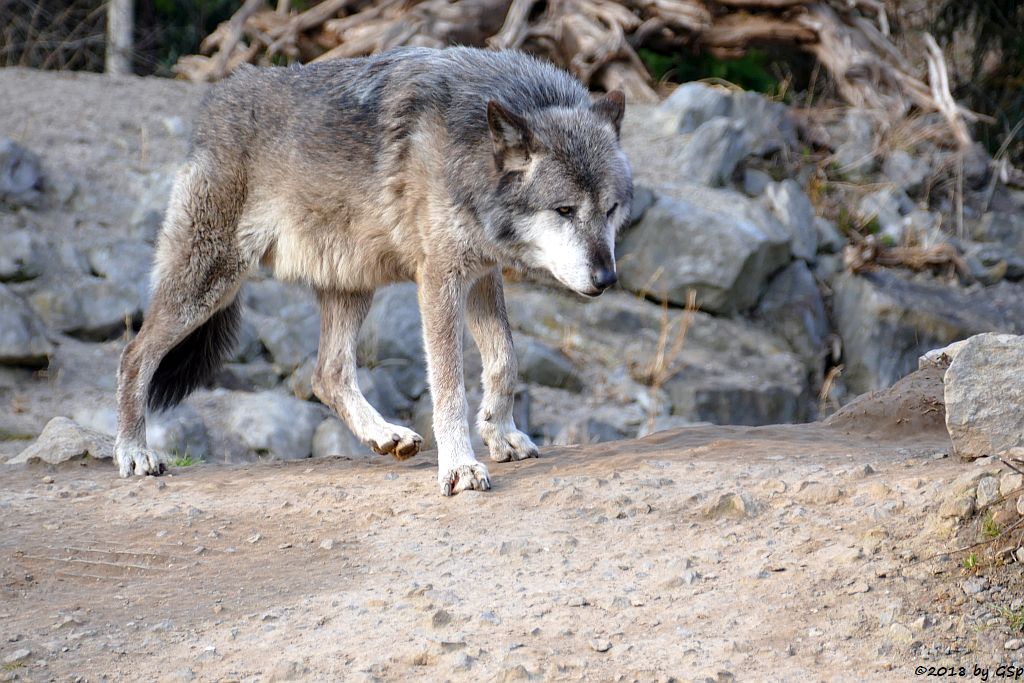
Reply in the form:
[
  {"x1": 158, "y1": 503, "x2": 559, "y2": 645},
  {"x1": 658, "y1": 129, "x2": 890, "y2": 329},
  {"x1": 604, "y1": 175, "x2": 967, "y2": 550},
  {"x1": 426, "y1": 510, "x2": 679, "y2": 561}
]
[{"x1": 3, "y1": 368, "x2": 1013, "y2": 682}]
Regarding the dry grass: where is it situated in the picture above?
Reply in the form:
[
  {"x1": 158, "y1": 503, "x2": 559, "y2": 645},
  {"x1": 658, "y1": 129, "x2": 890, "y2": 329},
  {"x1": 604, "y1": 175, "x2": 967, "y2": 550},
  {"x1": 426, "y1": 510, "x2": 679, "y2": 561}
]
[
  {"x1": 1, "y1": 1, "x2": 107, "y2": 71},
  {"x1": 641, "y1": 288, "x2": 698, "y2": 433}
]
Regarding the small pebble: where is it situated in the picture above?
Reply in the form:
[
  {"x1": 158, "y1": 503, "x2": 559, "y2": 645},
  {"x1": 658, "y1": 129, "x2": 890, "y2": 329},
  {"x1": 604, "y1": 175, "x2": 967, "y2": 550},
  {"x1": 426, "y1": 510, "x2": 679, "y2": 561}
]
[
  {"x1": 319, "y1": 539, "x2": 335, "y2": 550},
  {"x1": 41, "y1": 475, "x2": 54, "y2": 484},
  {"x1": 1006, "y1": 639, "x2": 1023, "y2": 651},
  {"x1": 589, "y1": 639, "x2": 612, "y2": 653}
]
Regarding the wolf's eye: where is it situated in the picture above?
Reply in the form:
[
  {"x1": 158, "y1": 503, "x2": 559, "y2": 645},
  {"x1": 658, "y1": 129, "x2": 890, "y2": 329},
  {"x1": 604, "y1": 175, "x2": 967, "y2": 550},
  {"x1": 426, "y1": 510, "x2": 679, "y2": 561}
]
[
  {"x1": 606, "y1": 203, "x2": 618, "y2": 218},
  {"x1": 554, "y1": 206, "x2": 575, "y2": 218}
]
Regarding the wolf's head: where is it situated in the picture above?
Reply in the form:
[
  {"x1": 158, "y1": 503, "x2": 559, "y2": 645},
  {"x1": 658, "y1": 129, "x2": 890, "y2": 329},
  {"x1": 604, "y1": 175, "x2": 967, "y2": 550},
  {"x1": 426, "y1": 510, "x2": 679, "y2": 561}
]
[{"x1": 484, "y1": 91, "x2": 632, "y2": 297}]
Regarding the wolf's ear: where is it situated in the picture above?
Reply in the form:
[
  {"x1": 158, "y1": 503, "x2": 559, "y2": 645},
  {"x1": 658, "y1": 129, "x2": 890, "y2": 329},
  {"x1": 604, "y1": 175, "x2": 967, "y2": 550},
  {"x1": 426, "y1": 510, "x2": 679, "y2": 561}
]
[
  {"x1": 592, "y1": 89, "x2": 625, "y2": 137},
  {"x1": 487, "y1": 100, "x2": 533, "y2": 172}
]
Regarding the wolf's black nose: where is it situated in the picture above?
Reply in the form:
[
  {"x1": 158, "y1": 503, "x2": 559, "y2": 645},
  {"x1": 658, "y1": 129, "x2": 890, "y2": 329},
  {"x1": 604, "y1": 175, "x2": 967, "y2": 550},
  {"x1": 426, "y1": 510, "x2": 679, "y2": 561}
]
[{"x1": 591, "y1": 267, "x2": 618, "y2": 291}]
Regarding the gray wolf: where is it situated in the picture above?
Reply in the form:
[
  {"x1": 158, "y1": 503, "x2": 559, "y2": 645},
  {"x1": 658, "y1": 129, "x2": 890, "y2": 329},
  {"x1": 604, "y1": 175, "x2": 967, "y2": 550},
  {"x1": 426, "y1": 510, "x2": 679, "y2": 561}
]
[{"x1": 114, "y1": 46, "x2": 633, "y2": 495}]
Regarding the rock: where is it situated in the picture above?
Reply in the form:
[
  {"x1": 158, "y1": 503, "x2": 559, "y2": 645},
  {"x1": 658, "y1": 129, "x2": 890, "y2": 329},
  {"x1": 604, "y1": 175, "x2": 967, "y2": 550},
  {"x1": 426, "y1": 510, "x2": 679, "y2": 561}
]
[
  {"x1": 28, "y1": 276, "x2": 141, "y2": 340},
  {"x1": 147, "y1": 404, "x2": 211, "y2": 460},
  {"x1": 231, "y1": 313, "x2": 265, "y2": 363},
  {"x1": 1000, "y1": 473, "x2": 1023, "y2": 498},
  {"x1": 628, "y1": 184, "x2": 655, "y2": 225},
  {"x1": 589, "y1": 639, "x2": 612, "y2": 653},
  {"x1": 658, "y1": 83, "x2": 731, "y2": 134},
  {"x1": 312, "y1": 417, "x2": 364, "y2": 458},
  {"x1": 2, "y1": 648, "x2": 31, "y2": 665},
  {"x1": 677, "y1": 117, "x2": 749, "y2": 187},
  {"x1": 815, "y1": 216, "x2": 846, "y2": 254},
  {"x1": 964, "y1": 241, "x2": 1024, "y2": 283},
  {"x1": 944, "y1": 334, "x2": 1024, "y2": 460},
  {"x1": 0, "y1": 283, "x2": 52, "y2": 367},
  {"x1": 832, "y1": 272, "x2": 1024, "y2": 394},
  {"x1": 831, "y1": 110, "x2": 876, "y2": 179},
  {"x1": 359, "y1": 367, "x2": 413, "y2": 419},
  {"x1": 975, "y1": 476, "x2": 1000, "y2": 508},
  {"x1": 1006, "y1": 639, "x2": 1023, "y2": 651},
  {"x1": 515, "y1": 335, "x2": 583, "y2": 392},
  {"x1": 858, "y1": 187, "x2": 912, "y2": 245},
  {"x1": 663, "y1": 365, "x2": 809, "y2": 426},
  {"x1": 9, "y1": 417, "x2": 113, "y2": 465},
  {"x1": 961, "y1": 577, "x2": 988, "y2": 595},
  {"x1": 702, "y1": 491, "x2": 761, "y2": 518},
  {"x1": 250, "y1": 310, "x2": 319, "y2": 375},
  {"x1": 617, "y1": 186, "x2": 791, "y2": 314},
  {"x1": 130, "y1": 171, "x2": 175, "y2": 244},
  {"x1": 636, "y1": 415, "x2": 707, "y2": 438},
  {"x1": 267, "y1": 660, "x2": 308, "y2": 682},
  {"x1": 357, "y1": 283, "x2": 428, "y2": 394},
  {"x1": 213, "y1": 390, "x2": 324, "y2": 460},
  {"x1": 71, "y1": 403, "x2": 117, "y2": 435},
  {"x1": 554, "y1": 417, "x2": 625, "y2": 445},
  {"x1": 0, "y1": 138, "x2": 44, "y2": 208},
  {"x1": 974, "y1": 212, "x2": 1024, "y2": 259},
  {"x1": 742, "y1": 168, "x2": 772, "y2": 197},
  {"x1": 882, "y1": 150, "x2": 931, "y2": 194},
  {"x1": 0, "y1": 230, "x2": 46, "y2": 282},
  {"x1": 86, "y1": 239, "x2": 154, "y2": 305},
  {"x1": 659, "y1": 83, "x2": 795, "y2": 156},
  {"x1": 762, "y1": 180, "x2": 818, "y2": 261},
  {"x1": 754, "y1": 261, "x2": 829, "y2": 364}
]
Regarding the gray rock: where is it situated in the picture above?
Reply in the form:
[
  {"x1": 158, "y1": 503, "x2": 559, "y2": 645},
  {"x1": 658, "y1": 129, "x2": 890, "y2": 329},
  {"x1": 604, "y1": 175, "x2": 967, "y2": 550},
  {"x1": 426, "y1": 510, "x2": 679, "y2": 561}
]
[
  {"x1": 944, "y1": 334, "x2": 1024, "y2": 460},
  {"x1": 617, "y1": 186, "x2": 791, "y2": 314},
  {"x1": 359, "y1": 366, "x2": 413, "y2": 419},
  {"x1": 554, "y1": 417, "x2": 625, "y2": 445},
  {"x1": 815, "y1": 216, "x2": 846, "y2": 254},
  {"x1": 628, "y1": 184, "x2": 656, "y2": 226},
  {"x1": 677, "y1": 117, "x2": 749, "y2": 186},
  {"x1": 515, "y1": 335, "x2": 583, "y2": 392},
  {"x1": 147, "y1": 404, "x2": 211, "y2": 460},
  {"x1": 71, "y1": 403, "x2": 117, "y2": 435},
  {"x1": 961, "y1": 577, "x2": 988, "y2": 595},
  {"x1": 858, "y1": 187, "x2": 912, "y2": 244},
  {"x1": 659, "y1": 83, "x2": 795, "y2": 156},
  {"x1": 28, "y1": 276, "x2": 141, "y2": 340},
  {"x1": 0, "y1": 138, "x2": 44, "y2": 208},
  {"x1": 311, "y1": 417, "x2": 364, "y2": 458},
  {"x1": 231, "y1": 313, "x2": 265, "y2": 363},
  {"x1": 754, "y1": 261, "x2": 829, "y2": 364},
  {"x1": 832, "y1": 272, "x2": 1024, "y2": 394},
  {"x1": 831, "y1": 110, "x2": 877, "y2": 179},
  {"x1": 975, "y1": 476, "x2": 1000, "y2": 508},
  {"x1": 250, "y1": 309, "x2": 320, "y2": 375},
  {"x1": 636, "y1": 415, "x2": 708, "y2": 438},
  {"x1": 965, "y1": 241, "x2": 1024, "y2": 282},
  {"x1": 763, "y1": 180, "x2": 818, "y2": 261},
  {"x1": 130, "y1": 171, "x2": 175, "y2": 243},
  {"x1": 0, "y1": 230, "x2": 46, "y2": 282},
  {"x1": 9, "y1": 417, "x2": 113, "y2": 464},
  {"x1": 0, "y1": 283, "x2": 52, "y2": 367},
  {"x1": 2, "y1": 648, "x2": 31, "y2": 665},
  {"x1": 287, "y1": 356, "x2": 317, "y2": 401},
  {"x1": 659, "y1": 83, "x2": 731, "y2": 134},
  {"x1": 742, "y1": 168, "x2": 772, "y2": 197},
  {"x1": 357, "y1": 284, "x2": 427, "y2": 395},
  {"x1": 216, "y1": 390, "x2": 324, "y2": 460},
  {"x1": 664, "y1": 368, "x2": 809, "y2": 426},
  {"x1": 974, "y1": 212, "x2": 1024, "y2": 259},
  {"x1": 883, "y1": 150, "x2": 931, "y2": 193}
]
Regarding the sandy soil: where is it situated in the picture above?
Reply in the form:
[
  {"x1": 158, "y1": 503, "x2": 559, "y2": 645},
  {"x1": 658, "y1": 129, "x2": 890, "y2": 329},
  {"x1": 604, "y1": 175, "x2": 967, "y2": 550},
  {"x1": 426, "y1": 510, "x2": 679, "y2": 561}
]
[{"x1": 2, "y1": 368, "x2": 1003, "y2": 682}]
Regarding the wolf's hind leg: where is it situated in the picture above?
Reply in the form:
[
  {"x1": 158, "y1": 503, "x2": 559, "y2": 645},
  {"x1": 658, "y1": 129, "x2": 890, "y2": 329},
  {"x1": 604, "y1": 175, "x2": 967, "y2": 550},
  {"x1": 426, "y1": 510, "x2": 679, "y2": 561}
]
[
  {"x1": 467, "y1": 269, "x2": 539, "y2": 463},
  {"x1": 313, "y1": 289, "x2": 422, "y2": 460},
  {"x1": 115, "y1": 158, "x2": 249, "y2": 476}
]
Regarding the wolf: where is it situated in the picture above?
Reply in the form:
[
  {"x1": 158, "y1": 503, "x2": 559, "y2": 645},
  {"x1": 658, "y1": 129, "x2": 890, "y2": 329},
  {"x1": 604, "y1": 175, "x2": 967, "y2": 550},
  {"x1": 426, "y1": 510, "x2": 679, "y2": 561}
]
[{"x1": 114, "y1": 46, "x2": 633, "y2": 495}]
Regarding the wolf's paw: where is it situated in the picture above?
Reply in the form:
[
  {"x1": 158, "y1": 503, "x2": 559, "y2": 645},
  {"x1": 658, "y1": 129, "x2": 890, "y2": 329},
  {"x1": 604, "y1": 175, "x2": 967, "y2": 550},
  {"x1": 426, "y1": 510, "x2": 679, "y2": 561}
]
[
  {"x1": 368, "y1": 425, "x2": 422, "y2": 461},
  {"x1": 115, "y1": 441, "x2": 166, "y2": 478},
  {"x1": 439, "y1": 461, "x2": 491, "y2": 496},
  {"x1": 483, "y1": 427, "x2": 539, "y2": 463}
]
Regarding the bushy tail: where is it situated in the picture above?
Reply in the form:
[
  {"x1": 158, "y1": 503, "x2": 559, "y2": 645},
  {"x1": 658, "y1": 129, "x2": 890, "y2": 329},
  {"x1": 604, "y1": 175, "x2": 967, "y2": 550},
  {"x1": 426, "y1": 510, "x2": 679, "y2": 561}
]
[{"x1": 148, "y1": 296, "x2": 241, "y2": 412}]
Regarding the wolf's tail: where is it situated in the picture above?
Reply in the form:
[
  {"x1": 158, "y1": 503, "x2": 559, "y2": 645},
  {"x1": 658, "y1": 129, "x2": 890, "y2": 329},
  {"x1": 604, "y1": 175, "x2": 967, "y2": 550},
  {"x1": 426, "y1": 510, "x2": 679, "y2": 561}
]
[{"x1": 147, "y1": 296, "x2": 242, "y2": 412}]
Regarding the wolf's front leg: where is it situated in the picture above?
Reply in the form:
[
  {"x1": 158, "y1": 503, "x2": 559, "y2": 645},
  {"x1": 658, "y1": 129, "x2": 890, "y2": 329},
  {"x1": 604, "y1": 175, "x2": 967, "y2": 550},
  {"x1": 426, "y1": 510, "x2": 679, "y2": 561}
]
[
  {"x1": 418, "y1": 269, "x2": 491, "y2": 495},
  {"x1": 313, "y1": 289, "x2": 422, "y2": 460},
  {"x1": 467, "y1": 269, "x2": 539, "y2": 462}
]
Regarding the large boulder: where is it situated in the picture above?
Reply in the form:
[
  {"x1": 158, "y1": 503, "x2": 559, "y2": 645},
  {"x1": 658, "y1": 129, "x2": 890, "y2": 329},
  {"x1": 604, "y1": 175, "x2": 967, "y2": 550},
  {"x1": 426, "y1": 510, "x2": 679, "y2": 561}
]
[
  {"x1": 832, "y1": 270, "x2": 1024, "y2": 394},
  {"x1": 762, "y1": 180, "x2": 818, "y2": 261},
  {"x1": 617, "y1": 186, "x2": 791, "y2": 314},
  {"x1": 28, "y1": 276, "x2": 141, "y2": 341},
  {"x1": 203, "y1": 390, "x2": 325, "y2": 460},
  {"x1": 514, "y1": 335, "x2": 583, "y2": 392},
  {"x1": 357, "y1": 283, "x2": 427, "y2": 397},
  {"x1": 0, "y1": 283, "x2": 53, "y2": 367},
  {"x1": 9, "y1": 417, "x2": 113, "y2": 465},
  {"x1": 754, "y1": 261, "x2": 829, "y2": 365},
  {"x1": 658, "y1": 82, "x2": 796, "y2": 157},
  {"x1": 244, "y1": 279, "x2": 321, "y2": 374},
  {"x1": 943, "y1": 334, "x2": 1024, "y2": 460}
]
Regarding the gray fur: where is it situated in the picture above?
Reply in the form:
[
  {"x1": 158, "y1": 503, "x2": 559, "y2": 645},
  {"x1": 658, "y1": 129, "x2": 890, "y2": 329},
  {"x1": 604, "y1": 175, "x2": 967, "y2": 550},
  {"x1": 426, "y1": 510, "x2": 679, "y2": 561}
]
[{"x1": 114, "y1": 46, "x2": 633, "y2": 494}]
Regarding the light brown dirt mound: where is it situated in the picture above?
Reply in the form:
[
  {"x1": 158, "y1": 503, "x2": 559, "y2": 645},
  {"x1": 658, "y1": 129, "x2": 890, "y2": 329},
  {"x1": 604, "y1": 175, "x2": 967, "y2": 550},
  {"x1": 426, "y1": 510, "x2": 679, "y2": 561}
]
[{"x1": 825, "y1": 367, "x2": 947, "y2": 441}]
